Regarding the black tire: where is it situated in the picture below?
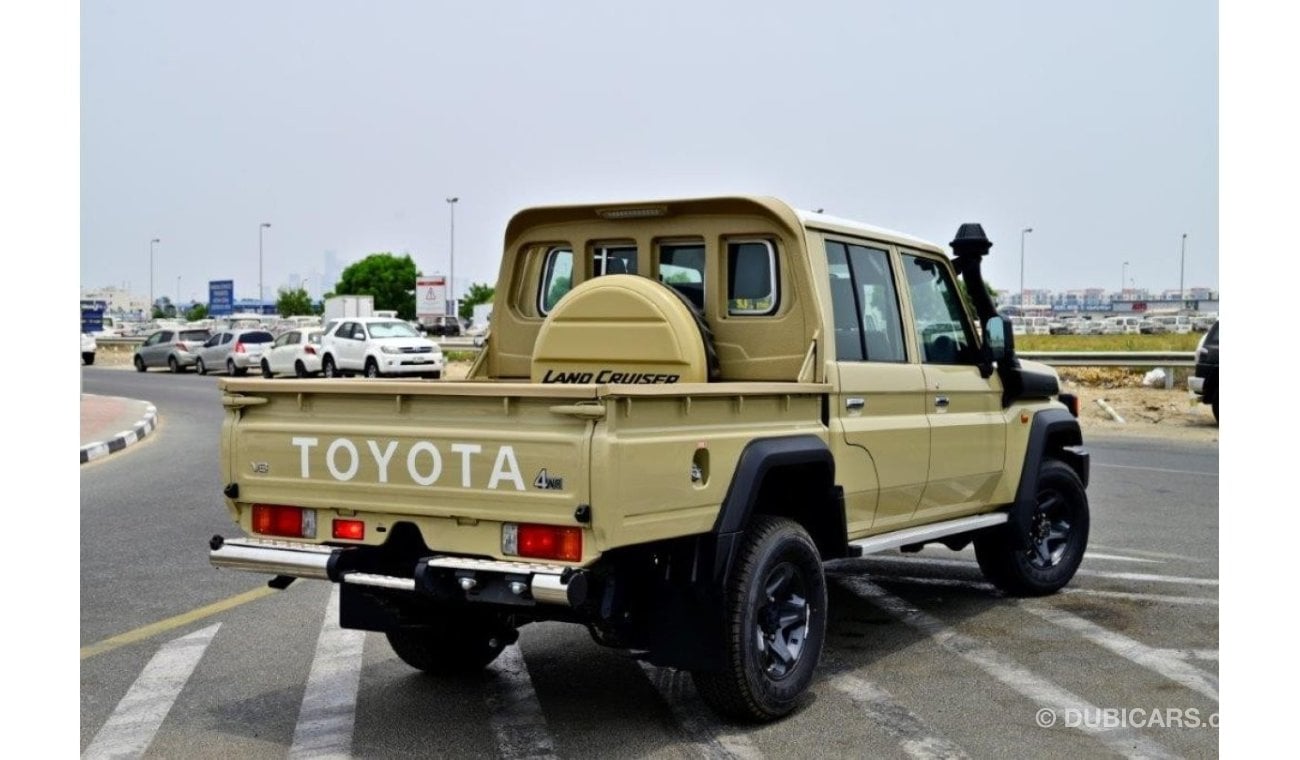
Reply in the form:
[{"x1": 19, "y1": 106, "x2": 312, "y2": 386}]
[
  {"x1": 323, "y1": 355, "x2": 340, "y2": 378},
  {"x1": 295, "y1": 361, "x2": 308, "y2": 378},
  {"x1": 83, "y1": 352, "x2": 96, "y2": 366},
  {"x1": 168, "y1": 356, "x2": 180, "y2": 374},
  {"x1": 1212, "y1": 397, "x2": 1219, "y2": 422},
  {"x1": 261, "y1": 359, "x2": 273, "y2": 379},
  {"x1": 228, "y1": 359, "x2": 248, "y2": 377},
  {"x1": 364, "y1": 358, "x2": 381, "y2": 378},
  {"x1": 975, "y1": 459, "x2": 1090, "y2": 596},
  {"x1": 196, "y1": 358, "x2": 207, "y2": 375},
  {"x1": 386, "y1": 616, "x2": 510, "y2": 675},
  {"x1": 134, "y1": 355, "x2": 146, "y2": 372},
  {"x1": 692, "y1": 516, "x2": 827, "y2": 722}
]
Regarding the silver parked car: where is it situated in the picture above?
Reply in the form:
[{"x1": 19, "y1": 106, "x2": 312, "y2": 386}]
[
  {"x1": 195, "y1": 329, "x2": 275, "y2": 376},
  {"x1": 133, "y1": 328, "x2": 212, "y2": 373}
]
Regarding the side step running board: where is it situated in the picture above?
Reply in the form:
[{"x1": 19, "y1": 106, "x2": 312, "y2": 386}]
[{"x1": 848, "y1": 512, "x2": 1007, "y2": 556}]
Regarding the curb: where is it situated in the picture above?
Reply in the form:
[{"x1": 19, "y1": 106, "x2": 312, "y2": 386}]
[{"x1": 80, "y1": 404, "x2": 159, "y2": 464}]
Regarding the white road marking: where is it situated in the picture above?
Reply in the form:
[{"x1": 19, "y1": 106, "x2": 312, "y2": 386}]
[
  {"x1": 1158, "y1": 649, "x2": 1219, "y2": 662},
  {"x1": 858, "y1": 555, "x2": 1217, "y2": 587},
  {"x1": 869, "y1": 574, "x2": 1217, "y2": 606},
  {"x1": 1019, "y1": 604, "x2": 1218, "y2": 701},
  {"x1": 836, "y1": 578, "x2": 1180, "y2": 760},
  {"x1": 83, "y1": 623, "x2": 220, "y2": 760},
  {"x1": 1083, "y1": 552, "x2": 1163, "y2": 564},
  {"x1": 1089, "y1": 545, "x2": 1207, "y2": 563},
  {"x1": 830, "y1": 673, "x2": 971, "y2": 760},
  {"x1": 1092, "y1": 462, "x2": 1218, "y2": 477},
  {"x1": 638, "y1": 662, "x2": 763, "y2": 760},
  {"x1": 485, "y1": 645, "x2": 559, "y2": 760},
  {"x1": 288, "y1": 587, "x2": 366, "y2": 760}
]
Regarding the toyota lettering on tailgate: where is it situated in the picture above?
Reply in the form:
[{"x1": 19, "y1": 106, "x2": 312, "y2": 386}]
[{"x1": 290, "y1": 437, "x2": 527, "y2": 491}]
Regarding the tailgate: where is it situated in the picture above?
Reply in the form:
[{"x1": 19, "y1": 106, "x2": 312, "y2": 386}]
[{"x1": 221, "y1": 380, "x2": 598, "y2": 549}]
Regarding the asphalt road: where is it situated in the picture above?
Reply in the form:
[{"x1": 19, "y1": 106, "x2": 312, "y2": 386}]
[{"x1": 80, "y1": 366, "x2": 1219, "y2": 759}]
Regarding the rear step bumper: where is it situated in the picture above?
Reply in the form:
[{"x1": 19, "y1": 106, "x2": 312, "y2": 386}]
[{"x1": 208, "y1": 535, "x2": 586, "y2": 607}]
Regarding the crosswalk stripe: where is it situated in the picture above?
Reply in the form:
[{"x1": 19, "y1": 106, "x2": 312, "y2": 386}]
[
  {"x1": 1019, "y1": 604, "x2": 1218, "y2": 701},
  {"x1": 830, "y1": 673, "x2": 971, "y2": 760},
  {"x1": 83, "y1": 623, "x2": 220, "y2": 760},
  {"x1": 834, "y1": 576, "x2": 1181, "y2": 760},
  {"x1": 288, "y1": 587, "x2": 366, "y2": 760},
  {"x1": 485, "y1": 645, "x2": 559, "y2": 760},
  {"x1": 638, "y1": 663, "x2": 764, "y2": 760}
]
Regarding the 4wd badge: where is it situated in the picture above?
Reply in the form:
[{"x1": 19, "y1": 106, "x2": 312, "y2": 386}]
[{"x1": 533, "y1": 469, "x2": 564, "y2": 490}]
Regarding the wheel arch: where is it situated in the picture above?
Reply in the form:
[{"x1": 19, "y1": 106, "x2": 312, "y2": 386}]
[
  {"x1": 710, "y1": 435, "x2": 846, "y2": 591},
  {"x1": 1011, "y1": 408, "x2": 1090, "y2": 549}
]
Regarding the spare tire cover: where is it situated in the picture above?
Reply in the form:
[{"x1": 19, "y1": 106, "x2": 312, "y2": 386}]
[{"x1": 532, "y1": 274, "x2": 708, "y2": 384}]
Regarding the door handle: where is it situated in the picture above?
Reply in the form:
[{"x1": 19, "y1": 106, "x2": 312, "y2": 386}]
[
  {"x1": 845, "y1": 397, "x2": 865, "y2": 410},
  {"x1": 934, "y1": 395, "x2": 950, "y2": 408}
]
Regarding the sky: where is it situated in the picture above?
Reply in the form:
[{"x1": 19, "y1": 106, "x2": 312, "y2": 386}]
[{"x1": 78, "y1": 0, "x2": 1217, "y2": 304}]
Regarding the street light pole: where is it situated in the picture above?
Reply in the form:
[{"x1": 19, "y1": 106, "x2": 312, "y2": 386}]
[
  {"x1": 177, "y1": 276, "x2": 181, "y2": 311},
  {"x1": 1179, "y1": 233, "x2": 1187, "y2": 303},
  {"x1": 446, "y1": 197, "x2": 459, "y2": 316},
  {"x1": 1122, "y1": 261, "x2": 1129, "y2": 298},
  {"x1": 259, "y1": 222, "x2": 271, "y2": 312},
  {"x1": 1019, "y1": 227, "x2": 1033, "y2": 306},
  {"x1": 149, "y1": 238, "x2": 160, "y2": 316}
]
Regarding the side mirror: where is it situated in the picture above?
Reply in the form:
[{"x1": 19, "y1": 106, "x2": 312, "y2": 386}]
[{"x1": 984, "y1": 315, "x2": 1012, "y2": 363}]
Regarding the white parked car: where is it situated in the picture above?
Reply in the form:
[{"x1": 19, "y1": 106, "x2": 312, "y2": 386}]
[
  {"x1": 81, "y1": 332, "x2": 97, "y2": 365},
  {"x1": 260, "y1": 329, "x2": 325, "y2": 378},
  {"x1": 320, "y1": 317, "x2": 443, "y2": 379}
]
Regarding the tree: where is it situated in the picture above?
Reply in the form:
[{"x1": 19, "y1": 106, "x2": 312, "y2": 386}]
[
  {"x1": 333, "y1": 253, "x2": 419, "y2": 320},
  {"x1": 152, "y1": 297, "x2": 176, "y2": 319},
  {"x1": 458, "y1": 282, "x2": 495, "y2": 321},
  {"x1": 185, "y1": 303, "x2": 209, "y2": 321},
  {"x1": 958, "y1": 279, "x2": 999, "y2": 315},
  {"x1": 276, "y1": 287, "x2": 314, "y2": 317}
]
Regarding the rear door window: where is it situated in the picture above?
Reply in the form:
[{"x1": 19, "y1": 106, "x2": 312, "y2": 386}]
[{"x1": 727, "y1": 240, "x2": 777, "y2": 315}]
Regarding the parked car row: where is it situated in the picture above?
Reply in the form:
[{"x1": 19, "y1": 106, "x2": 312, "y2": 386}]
[{"x1": 130, "y1": 318, "x2": 444, "y2": 380}]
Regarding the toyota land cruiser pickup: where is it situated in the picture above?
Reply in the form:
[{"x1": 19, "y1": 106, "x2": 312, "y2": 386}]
[{"x1": 209, "y1": 196, "x2": 1090, "y2": 722}]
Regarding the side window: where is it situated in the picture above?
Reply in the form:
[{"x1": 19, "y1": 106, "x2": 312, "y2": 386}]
[
  {"x1": 353, "y1": 323, "x2": 369, "y2": 340},
  {"x1": 727, "y1": 240, "x2": 777, "y2": 315},
  {"x1": 539, "y1": 247, "x2": 574, "y2": 314},
  {"x1": 591, "y1": 245, "x2": 637, "y2": 277},
  {"x1": 902, "y1": 254, "x2": 978, "y2": 365},
  {"x1": 825, "y1": 241, "x2": 906, "y2": 363},
  {"x1": 658, "y1": 242, "x2": 705, "y2": 311}
]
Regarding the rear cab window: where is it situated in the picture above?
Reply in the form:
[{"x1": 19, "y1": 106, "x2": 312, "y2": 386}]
[
  {"x1": 658, "y1": 241, "x2": 706, "y2": 310},
  {"x1": 727, "y1": 240, "x2": 778, "y2": 315},
  {"x1": 539, "y1": 247, "x2": 574, "y2": 315}
]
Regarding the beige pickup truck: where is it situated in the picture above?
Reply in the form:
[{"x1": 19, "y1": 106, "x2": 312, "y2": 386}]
[{"x1": 210, "y1": 196, "x2": 1089, "y2": 721}]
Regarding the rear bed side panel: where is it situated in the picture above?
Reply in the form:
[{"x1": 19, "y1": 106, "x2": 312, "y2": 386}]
[{"x1": 588, "y1": 390, "x2": 826, "y2": 551}]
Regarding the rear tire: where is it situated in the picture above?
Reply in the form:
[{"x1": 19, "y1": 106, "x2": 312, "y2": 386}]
[
  {"x1": 83, "y1": 352, "x2": 96, "y2": 366},
  {"x1": 386, "y1": 616, "x2": 511, "y2": 675},
  {"x1": 134, "y1": 355, "x2": 146, "y2": 372},
  {"x1": 692, "y1": 515, "x2": 827, "y2": 722},
  {"x1": 168, "y1": 356, "x2": 180, "y2": 374},
  {"x1": 295, "y1": 361, "x2": 308, "y2": 378},
  {"x1": 1212, "y1": 396, "x2": 1219, "y2": 423},
  {"x1": 975, "y1": 459, "x2": 1089, "y2": 596}
]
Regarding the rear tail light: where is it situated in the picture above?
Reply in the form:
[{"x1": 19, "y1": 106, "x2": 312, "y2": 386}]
[
  {"x1": 502, "y1": 523, "x2": 582, "y2": 562},
  {"x1": 332, "y1": 519, "x2": 365, "y2": 540},
  {"x1": 1059, "y1": 393, "x2": 1080, "y2": 418},
  {"x1": 303, "y1": 345, "x2": 317, "y2": 355},
  {"x1": 251, "y1": 504, "x2": 317, "y2": 538},
  {"x1": 234, "y1": 342, "x2": 246, "y2": 353}
]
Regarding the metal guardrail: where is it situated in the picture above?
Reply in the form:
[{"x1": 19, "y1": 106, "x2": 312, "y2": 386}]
[{"x1": 1019, "y1": 351, "x2": 1196, "y2": 368}]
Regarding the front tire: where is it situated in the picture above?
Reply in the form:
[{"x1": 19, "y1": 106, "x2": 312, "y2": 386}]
[
  {"x1": 386, "y1": 615, "x2": 512, "y2": 675},
  {"x1": 692, "y1": 515, "x2": 827, "y2": 722},
  {"x1": 196, "y1": 358, "x2": 207, "y2": 375},
  {"x1": 134, "y1": 355, "x2": 146, "y2": 372},
  {"x1": 975, "y1": 459, "x2": 1089, "y2": 596},
  {"x1": 364, "y1": 358, "x2": 381, "y2": 378},
  {"x1": 323, "y1": 355, "x2": 340, "y2": 378},
  {"x1": 83, "y1": 352, "x2": 96, "y2": 366},
  {"x1": 261, "y1": 359, "x2": 273, "y2": 378}
]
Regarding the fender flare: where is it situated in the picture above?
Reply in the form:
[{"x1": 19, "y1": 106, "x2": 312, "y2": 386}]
[
  {"x1": 708, "y1": 435, "x2": 843, "y2": 590},
  {"x1": 1010, "y1": 408, "x2": 1090, "y2": 548}
]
